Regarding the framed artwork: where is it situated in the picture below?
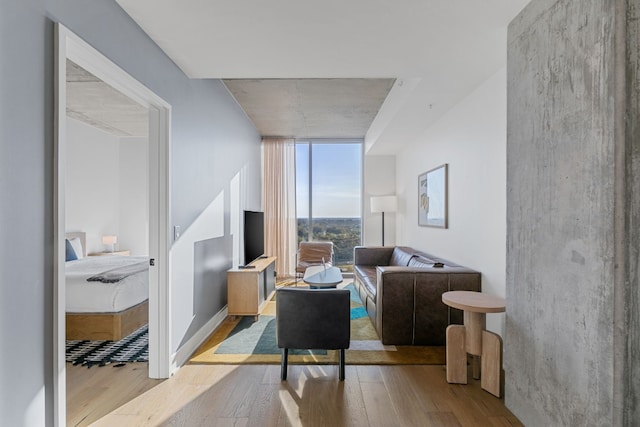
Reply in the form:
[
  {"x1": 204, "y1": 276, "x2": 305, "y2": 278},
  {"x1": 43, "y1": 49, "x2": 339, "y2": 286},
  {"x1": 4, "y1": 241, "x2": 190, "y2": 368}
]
[{"x1": 418, "y1": 163, "x2": 448, "y2": 228}]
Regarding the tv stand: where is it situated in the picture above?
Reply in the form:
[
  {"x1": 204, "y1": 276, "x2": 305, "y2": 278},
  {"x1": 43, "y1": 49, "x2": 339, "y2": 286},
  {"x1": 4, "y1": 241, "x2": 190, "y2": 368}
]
[{"x1": 227, "y1": 256, "x2": 276, "y2": 320}]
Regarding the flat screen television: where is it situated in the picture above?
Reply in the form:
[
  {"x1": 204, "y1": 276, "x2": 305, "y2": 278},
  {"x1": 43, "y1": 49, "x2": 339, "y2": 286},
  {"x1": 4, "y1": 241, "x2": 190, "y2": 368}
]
[{"x1": 243, "y1": 210, "x2": 265, "y2": 265}]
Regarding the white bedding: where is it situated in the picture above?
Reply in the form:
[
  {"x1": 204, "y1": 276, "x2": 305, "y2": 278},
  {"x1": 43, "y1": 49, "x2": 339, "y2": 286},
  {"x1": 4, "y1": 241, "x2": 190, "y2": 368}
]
[{"x1": 65, "y1": 255, "x2": 149, "y2": 313}]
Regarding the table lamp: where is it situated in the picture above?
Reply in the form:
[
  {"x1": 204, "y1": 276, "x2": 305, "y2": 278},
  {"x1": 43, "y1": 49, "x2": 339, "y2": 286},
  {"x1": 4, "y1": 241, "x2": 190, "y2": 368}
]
[{"x1": 102, "y1": 235, "x2": 117, "y2": 252}]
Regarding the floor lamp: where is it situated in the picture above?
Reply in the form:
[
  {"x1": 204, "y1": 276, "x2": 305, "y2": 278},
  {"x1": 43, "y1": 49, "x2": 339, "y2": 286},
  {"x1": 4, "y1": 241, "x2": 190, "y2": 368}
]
[{"x1": 370, "y1": 195, "x2": 397, "y2": 246}]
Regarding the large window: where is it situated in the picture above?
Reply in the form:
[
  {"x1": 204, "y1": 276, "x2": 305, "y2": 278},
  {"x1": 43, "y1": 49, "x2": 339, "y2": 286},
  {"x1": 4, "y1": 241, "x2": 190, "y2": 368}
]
[{"x1": 296, "y1": 141, "x2": 362, "y2": 271}]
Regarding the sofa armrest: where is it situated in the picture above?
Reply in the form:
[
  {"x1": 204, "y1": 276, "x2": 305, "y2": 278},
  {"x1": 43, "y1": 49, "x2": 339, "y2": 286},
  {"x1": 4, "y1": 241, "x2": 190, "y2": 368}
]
[
  {"x1": 375, "y1": 266, "x2": 482, "y2": 345},
  {"x1": 353, "y1": 246, "x2": 395, "y2": 266},
  {"x1": 375, "y1": 267, "x2": 416, "y2": 344}
]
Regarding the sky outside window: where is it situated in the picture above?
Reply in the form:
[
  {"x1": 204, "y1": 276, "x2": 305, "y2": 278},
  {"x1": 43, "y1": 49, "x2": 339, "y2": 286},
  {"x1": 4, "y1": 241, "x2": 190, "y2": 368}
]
[{"x1": 296, "y1": 142, "x2": 361, "y2": 219}]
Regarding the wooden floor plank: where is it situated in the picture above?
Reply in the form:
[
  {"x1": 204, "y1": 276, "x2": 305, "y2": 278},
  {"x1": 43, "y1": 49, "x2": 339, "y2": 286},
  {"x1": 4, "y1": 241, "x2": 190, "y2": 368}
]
[
  {"x1": 360, "y1": 381, "x2": 400, "y2": 427},
  {"x1": 69, "y1": 363, "x2": 523, "y2": 426},
  {"x1": 355, "y1": 365, "x2": 383, "y2": 383},
  {"x1": 379, "y1": 365, "x2": 437, "y2": 426},
  {"x1": 248, "y1": 383, "x2": 283, "y2": 426},
  {"x1": 427, "y1": 412, "x2": 464, "y2": 427},
  {"x1": 66, "y1": 363, "x2": 162, "y2": 426},
  {"x1": 488, "y1": 416, "x2": 520, "y2": 427}
]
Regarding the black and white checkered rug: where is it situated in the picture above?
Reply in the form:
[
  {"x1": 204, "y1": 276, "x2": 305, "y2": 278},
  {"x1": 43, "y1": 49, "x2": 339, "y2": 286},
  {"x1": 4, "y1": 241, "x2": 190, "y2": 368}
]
[{"x1": 66, "y1": 324, "x2": 149, "y2": 368}]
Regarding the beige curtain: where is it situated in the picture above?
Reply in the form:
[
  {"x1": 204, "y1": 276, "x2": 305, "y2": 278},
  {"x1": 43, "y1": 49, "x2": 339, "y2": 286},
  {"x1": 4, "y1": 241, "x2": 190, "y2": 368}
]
[{"x1": 262, "y1": 137, "x2": 297, "y2": 278}]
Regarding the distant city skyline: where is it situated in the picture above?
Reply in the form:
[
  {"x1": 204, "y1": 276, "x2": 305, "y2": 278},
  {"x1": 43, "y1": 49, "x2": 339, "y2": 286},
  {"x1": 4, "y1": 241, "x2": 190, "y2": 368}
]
[{"x1": 296, "y1": 142, "x2": 362, "y2": 218}]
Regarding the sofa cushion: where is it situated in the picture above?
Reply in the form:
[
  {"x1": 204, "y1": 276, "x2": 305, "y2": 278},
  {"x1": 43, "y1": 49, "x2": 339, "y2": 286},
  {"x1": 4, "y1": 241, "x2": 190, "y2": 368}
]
[
  {"x1": 354, "y1": 265, "x2": 377, "y2": 297},
  {"x1": 407, "y1": 256, "x2": 435, "y2": 268},
  {"x1": 414, "y1": 251, "x2": 462, "y2": 268},
  {"x1": 389, "y1": 247, "x2": 416, "y2": 267}
]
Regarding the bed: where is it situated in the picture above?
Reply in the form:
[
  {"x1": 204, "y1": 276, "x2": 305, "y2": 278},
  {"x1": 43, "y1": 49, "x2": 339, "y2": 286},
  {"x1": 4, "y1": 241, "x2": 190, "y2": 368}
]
[{"x1": 65, "y1": 232, "x2": 149, "y2": 341}]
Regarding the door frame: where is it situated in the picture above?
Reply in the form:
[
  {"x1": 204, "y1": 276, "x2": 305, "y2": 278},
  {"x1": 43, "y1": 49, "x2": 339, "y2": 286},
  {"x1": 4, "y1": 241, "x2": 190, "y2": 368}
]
[{"x1": 54, "y1": 24, "x2": 172, "y2": 426}]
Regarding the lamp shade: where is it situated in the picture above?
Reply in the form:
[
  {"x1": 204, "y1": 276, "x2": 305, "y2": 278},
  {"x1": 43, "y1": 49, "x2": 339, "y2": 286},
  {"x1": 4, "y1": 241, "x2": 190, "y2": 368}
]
[
  {"x1": 102, "y1": 235, "x2": 117, "y2": 245},
  {"x1": 370, "y1": 195, "x2": 397, "y2": 213}
]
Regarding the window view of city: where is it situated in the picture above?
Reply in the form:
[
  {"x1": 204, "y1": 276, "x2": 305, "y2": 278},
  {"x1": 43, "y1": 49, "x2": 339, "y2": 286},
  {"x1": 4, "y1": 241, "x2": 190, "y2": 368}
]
[
  {"x1": 296, "y1": 141, "x2": 362, "y2": 272},
  {"x1": 297, "y1": 217, "x2": 361, "y2": 272}
]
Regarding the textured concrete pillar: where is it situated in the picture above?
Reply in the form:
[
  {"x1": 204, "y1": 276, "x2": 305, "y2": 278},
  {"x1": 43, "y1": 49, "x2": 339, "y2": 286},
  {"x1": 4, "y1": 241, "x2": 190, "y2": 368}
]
[{"x1": 506, "y1": 0, "x2": 639, "y2": 425}]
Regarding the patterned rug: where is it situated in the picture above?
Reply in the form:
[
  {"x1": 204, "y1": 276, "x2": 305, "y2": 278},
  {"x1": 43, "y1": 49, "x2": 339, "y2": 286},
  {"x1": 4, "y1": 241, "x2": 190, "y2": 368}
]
[
  {"x1": 190, "y1": 283, "x2": 445, "y2": 365},
  {"x1": 66, "y1": 324, "x2": 148, "y2": 368}
]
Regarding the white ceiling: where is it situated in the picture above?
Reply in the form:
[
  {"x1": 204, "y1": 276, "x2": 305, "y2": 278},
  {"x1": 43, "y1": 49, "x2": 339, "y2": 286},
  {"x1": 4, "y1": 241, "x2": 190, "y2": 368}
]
[{"x1": 115, "y1": 0, "x2": 530, "y2": 154}]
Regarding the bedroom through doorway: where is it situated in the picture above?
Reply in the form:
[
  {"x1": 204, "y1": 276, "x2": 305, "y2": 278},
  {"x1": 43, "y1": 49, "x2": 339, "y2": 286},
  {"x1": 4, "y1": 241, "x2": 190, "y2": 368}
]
[
  {"x1": 55, "y1": 24, "x2": 171, "y2": 426},
  {"x1": 63, "y1": 59, "x2": 154, "y2": 423}
]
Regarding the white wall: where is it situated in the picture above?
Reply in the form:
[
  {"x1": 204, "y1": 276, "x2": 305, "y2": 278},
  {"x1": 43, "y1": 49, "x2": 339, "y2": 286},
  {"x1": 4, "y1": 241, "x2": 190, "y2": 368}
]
[
  {"x1": 363, "y1": 155, "x2": 396, "y2": 246},
  {"x1": 119, "y1": 136, "x2": 149, "y2": 256},
  {"x1": 66, "y1": 118, "x2": 148, "y2": 255},
  {"x1": 1, "y1": 2, "x2": 261, "y2": 423},
  {"x1": 66, "y1": 118, "x2": 121, "y2": 253},
  {"x1": 396, "y1": 67, "x2": 507, "y2": 336}
]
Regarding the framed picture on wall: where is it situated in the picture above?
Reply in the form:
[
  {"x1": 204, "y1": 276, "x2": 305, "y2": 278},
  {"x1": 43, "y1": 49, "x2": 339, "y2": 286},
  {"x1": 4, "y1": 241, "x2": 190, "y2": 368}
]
[{"x1": 418, "y1": 163, "x2": 448, "y2": 228}]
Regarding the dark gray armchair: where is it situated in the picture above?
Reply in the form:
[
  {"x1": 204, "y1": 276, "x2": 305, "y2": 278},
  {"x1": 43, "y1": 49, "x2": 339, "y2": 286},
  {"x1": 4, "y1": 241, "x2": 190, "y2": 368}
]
[{"x1": 276, "y1": 287, "x2": 350, "y2": 381}]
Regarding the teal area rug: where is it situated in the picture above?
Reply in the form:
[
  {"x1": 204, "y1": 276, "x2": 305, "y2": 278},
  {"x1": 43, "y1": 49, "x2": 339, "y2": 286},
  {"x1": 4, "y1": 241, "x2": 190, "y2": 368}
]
[
  {"x1": 215, "y1": 284, "x2": 366, "y2": 355},
  {"x1": 191, "y1": 283, "x2": 446, "y2": 365},
  {"x1": 215, "y1": 316, "x2": 325, "y2": 355}
]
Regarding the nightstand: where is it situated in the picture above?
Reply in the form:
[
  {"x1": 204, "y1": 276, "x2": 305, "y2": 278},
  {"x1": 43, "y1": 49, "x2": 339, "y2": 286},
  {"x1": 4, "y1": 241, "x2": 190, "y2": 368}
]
[{"x1": 88, "y1": 250, "x2": 130, "y2": 256}]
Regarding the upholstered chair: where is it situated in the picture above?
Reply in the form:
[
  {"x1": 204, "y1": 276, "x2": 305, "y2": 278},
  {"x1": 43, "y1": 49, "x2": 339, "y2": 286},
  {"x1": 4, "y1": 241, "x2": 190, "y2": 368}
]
[
  {"x1": 295, "y1": 241, "x2": 334, "y2": 282},
  {"x1": 276, "y1": 287, "x2": 350, "y2": 380}
]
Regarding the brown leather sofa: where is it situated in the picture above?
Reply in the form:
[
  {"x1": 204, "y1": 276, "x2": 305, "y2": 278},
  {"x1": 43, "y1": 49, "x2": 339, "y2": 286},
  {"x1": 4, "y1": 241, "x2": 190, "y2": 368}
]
[{"x1": 353, "y1": 246, "x2": 481, "y2": 345}]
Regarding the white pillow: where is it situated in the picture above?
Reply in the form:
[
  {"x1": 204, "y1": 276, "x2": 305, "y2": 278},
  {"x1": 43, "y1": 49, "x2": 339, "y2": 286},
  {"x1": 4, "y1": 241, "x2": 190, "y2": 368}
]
[{"x1": 69, "y1": 237, "x2": 84, "y2": 259}]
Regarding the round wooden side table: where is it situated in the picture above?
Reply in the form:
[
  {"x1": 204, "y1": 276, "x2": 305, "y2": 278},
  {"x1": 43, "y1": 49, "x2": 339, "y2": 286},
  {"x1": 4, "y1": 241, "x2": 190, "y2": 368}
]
[{"x1": 442, "y1": 290, "x2": 506, "y2": 397}]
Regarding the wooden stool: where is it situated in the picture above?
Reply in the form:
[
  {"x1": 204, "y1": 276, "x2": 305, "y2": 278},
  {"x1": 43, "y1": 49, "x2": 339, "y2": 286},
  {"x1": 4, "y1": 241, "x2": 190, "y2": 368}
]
[{"x1": 442, "y1": 291, "x2": 505, "y2": 397}]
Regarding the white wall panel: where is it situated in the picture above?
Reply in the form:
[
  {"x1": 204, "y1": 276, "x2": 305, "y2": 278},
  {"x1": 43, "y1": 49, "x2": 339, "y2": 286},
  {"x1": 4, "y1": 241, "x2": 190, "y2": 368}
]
[{"x1": 396, "y1": 68, "x2": 507, "y2": 336}]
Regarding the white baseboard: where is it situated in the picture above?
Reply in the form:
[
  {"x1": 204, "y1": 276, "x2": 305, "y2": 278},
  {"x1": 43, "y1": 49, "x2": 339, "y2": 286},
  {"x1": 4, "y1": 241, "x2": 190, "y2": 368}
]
[{"x1": 170, "y1": 307, "x2": 228, "y2": 374}]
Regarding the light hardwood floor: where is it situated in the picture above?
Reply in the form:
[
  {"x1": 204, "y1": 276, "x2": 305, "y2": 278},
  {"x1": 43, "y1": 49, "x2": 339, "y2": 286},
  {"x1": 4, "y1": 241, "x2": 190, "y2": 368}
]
[
  {"x1": 67, "y1": 363, "x2": 163, "y2": 426},
  {"x1": 68, "y1": 362, "x2": 522, "y2": 426}
]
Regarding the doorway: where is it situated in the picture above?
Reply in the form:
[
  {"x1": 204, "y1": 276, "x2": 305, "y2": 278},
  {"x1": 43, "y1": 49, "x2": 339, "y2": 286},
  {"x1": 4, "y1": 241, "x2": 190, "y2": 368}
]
[{"x1": 54, "y1": 24, "x2": 171, "y2": 426}]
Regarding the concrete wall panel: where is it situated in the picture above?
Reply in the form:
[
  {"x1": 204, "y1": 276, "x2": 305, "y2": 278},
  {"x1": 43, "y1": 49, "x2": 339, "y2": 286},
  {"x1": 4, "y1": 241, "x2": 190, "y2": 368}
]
[
  {"x1": 507, "y1": 0, "x2": 639, "y2": 424},
  {"x1": 623, "y1": 0, "x2": 640, "y2": 422}
]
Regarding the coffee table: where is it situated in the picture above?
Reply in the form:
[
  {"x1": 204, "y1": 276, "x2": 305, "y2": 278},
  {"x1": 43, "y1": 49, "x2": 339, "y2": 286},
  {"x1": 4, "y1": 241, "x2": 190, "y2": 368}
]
[{"x1": 303, "y1": 265, "x2": 343, "y2": 288}]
